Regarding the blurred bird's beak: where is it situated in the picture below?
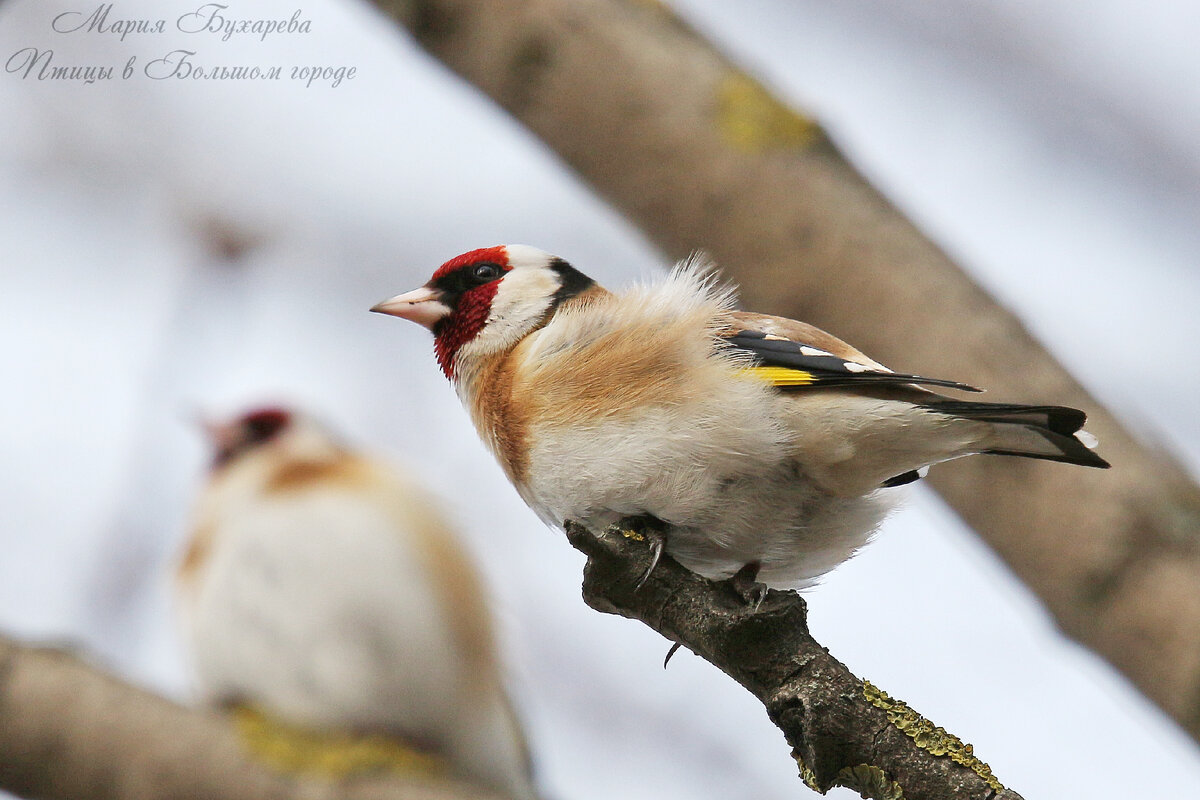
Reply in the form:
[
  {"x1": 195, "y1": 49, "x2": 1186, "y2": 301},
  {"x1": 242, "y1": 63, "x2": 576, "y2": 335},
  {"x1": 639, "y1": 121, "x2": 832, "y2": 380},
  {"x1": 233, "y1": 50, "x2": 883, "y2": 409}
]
[
  {"x1": 197, "y1": 416, "x2": 238, "y2": 453},
  {"x1": 191, "y1": 413, "x2": 242, "y2": 468},
  {"x1": 371, "y1": 286, "x2": 451, "y2": 330}
]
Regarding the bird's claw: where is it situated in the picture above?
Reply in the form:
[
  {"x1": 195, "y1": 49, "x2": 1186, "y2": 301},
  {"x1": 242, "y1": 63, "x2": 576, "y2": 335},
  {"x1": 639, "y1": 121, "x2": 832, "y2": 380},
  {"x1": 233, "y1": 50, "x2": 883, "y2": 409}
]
[
  {"x1": 606, "y1": 515, "x2": 667, "y2": 590},
  {"x1": 636, "y1": 532, "x2": 665, "y2": 590},
  {"x1": 662, "y1": 642, "x2": 683, "y2": 669}
]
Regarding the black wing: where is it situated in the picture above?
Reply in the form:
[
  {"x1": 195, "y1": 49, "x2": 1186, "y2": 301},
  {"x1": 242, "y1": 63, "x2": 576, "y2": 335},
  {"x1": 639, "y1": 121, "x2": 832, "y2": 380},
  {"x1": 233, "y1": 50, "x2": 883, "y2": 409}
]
[{"x1": 725, "y1": 329, "x2": 982, "y2": 392}]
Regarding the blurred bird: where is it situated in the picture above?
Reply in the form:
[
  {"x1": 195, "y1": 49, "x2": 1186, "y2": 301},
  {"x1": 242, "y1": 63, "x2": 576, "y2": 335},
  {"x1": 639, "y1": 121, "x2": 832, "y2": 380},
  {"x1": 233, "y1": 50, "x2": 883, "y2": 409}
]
[
  {"x1": 372, "y1": 245, "x2": 1108, "y2": 589},
  {"x1": 177, "y1": 407, "x2": 535, "y2": 799}
]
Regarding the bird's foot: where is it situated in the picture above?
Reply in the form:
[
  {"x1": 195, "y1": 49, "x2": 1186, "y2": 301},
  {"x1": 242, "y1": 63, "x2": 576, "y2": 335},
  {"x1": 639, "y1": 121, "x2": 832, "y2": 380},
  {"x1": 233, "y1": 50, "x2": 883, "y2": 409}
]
[
  {"x1": 606, "y1": 515, "x2": 668, "y2": 590},
  {"x1": 728, "y1": 561, "x2": 769, "y2": 612}
]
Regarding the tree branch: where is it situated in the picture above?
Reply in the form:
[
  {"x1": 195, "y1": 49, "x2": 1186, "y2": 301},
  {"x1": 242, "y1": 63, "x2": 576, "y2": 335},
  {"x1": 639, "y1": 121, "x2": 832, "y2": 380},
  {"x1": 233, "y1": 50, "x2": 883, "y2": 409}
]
[
  {"x1": 564, "y1": 520, "x2": 1023, "y2": 800},
  {"x1": 0, "y1": 634, "x2": 504, "y2": 800},
  {"x1": 371, "y1": 0, "x2": 1200, "y2": 742}
]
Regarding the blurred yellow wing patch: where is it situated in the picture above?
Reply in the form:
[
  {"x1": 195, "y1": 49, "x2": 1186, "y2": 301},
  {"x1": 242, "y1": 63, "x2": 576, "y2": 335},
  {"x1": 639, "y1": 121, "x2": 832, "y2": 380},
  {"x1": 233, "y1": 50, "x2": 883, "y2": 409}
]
[{"x1": 744, "y1": 365, "x2": 817, "y2": 386}]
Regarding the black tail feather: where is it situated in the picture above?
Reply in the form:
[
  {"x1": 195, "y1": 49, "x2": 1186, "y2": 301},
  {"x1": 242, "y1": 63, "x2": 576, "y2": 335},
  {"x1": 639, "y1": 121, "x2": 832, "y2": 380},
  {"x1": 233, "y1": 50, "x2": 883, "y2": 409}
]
[{"x1": 921, "y1": 400, "x2": 1110, "y2": 469}]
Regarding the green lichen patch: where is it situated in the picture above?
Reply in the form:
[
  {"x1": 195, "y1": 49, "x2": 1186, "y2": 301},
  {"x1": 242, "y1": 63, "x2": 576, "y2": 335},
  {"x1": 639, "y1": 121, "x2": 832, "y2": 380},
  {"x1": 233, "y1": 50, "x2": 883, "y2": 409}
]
[
  {"x1": 836, "y1": 764, "x2": 905, "y2": 799},
  {"x1": 716, "y1": 71, "x2": 822, "y2": 153},
  {"x1": 232, "y1": 704, "x2": 446, "y2": 779},
  {"x1": 791, "y1": 747, "x2": 824, "y2": 793},
  {"x1": 862, "y1": 681, "x2": 1003, "y2": 792}
]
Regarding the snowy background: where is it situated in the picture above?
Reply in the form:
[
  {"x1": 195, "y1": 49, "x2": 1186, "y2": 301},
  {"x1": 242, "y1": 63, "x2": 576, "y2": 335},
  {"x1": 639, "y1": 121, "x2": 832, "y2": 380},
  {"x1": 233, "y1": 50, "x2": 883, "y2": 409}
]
[{"x1": 2, "y1": 1, "x2": 1199, "y2": 797}]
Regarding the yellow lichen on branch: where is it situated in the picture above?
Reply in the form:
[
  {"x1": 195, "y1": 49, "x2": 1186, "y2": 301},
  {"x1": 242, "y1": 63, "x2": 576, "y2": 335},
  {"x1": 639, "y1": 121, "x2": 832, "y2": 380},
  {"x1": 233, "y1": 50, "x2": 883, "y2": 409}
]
[
  {"x1": 232, "y1": 705, "x2": 447, "y2": 779},
  {"x1": 837, "y1": 764, "x2": 906, "y2": 799},
  {"x1": 716, "y1": 71, "x2": 823, "y2": 153},
  {"x1": 862, "y1": 681, "x2": 1004, "y2": 792},
  {"x1": 791, "y1": 748, "x2": 824, "y2": 792}
]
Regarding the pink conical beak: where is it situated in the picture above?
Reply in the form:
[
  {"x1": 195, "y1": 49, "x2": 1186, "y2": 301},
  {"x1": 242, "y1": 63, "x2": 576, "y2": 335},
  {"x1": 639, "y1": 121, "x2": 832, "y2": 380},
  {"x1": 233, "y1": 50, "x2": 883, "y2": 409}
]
[
  {"x1": 194, "y1": 414, "x2": 240, "y2": 467},
  {"x1": 196, "y1": 415, "x2": 233, "y2": 448},
  {"x1": 371, "y1": 286, "x2": 451, "y2": 330}
]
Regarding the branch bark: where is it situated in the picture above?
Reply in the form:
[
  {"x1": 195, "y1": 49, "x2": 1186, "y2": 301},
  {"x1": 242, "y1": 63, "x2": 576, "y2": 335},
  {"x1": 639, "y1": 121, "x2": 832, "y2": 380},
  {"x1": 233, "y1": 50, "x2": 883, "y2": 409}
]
[
  {"x1": 371, "y1": 0, "x2": 1200, "y2": 742},
  {"x1": 0, "y1": 634, "x2": 504, "y2": 800},
  {"x1": 564, "y1": 520, "x2": 1024, "y2": 800}
]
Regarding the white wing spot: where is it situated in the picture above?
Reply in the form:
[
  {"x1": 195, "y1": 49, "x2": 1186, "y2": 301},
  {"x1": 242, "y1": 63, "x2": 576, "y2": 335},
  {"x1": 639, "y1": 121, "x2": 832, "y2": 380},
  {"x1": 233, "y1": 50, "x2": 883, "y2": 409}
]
[
  {"x1": 799, "y1": 345, "x2": 831, "y2": 357},
  {"x1": 842, "y1": 361, "x2": 871, "y2": 372},
  {"x1": 1075, "y1": 429, "x2": 1100, "y2": 450}
]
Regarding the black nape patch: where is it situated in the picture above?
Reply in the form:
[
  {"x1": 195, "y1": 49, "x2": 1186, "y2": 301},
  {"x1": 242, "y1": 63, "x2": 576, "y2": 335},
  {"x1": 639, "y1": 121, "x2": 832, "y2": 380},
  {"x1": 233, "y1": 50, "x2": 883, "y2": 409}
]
[{"x1": 549, "y1": 257, "x2": 595, "y2": 307}]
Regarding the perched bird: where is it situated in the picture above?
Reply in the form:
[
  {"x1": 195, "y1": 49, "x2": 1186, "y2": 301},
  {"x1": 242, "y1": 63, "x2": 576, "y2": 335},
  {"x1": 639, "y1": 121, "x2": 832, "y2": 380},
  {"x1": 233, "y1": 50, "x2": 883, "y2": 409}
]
[
  {"x1": 372, "y1": 245, "x2": 1108, "y2": 589},
  {"x1": 177, "y1": 407, "x2": 535, "y2": 799}
]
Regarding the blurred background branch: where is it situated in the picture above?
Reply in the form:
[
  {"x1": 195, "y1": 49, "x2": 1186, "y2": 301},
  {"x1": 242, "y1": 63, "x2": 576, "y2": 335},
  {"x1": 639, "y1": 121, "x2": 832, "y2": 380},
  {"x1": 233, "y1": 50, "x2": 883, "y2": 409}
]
[
  {"x1": 371, "y1": 0, "x2": 1200, "y2": 743},
  {"x1": 0, "y1": 634, "x2": 504, "y2": 800}
]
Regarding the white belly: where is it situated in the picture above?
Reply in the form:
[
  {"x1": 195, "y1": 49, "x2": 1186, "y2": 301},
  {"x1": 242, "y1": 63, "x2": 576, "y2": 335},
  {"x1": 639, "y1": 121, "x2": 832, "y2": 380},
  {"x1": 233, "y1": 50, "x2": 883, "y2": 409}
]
[{"x1": 521, "y1": 396, "x2": 901, "y2": 589}]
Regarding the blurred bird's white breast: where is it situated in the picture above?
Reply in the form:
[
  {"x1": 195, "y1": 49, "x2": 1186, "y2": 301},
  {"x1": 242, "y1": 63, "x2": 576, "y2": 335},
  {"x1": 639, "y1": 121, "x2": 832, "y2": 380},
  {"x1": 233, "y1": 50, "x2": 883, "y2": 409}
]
[{"x1": 179, "y1": 474, "x2": 468, "y2": 736}]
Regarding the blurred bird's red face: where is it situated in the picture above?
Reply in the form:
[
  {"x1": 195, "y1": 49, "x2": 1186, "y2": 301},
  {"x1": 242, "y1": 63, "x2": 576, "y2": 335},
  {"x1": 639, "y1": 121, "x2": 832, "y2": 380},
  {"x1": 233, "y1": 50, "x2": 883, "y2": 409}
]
[{"x1": 208, "y1": 408, "x2": 292, "y2": 468}]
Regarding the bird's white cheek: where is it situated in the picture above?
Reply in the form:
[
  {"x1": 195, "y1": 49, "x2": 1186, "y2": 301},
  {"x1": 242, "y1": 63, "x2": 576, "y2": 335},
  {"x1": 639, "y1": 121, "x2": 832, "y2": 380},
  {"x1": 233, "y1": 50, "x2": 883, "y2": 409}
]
[{"x1": 466, "y1": 273, "x2": 560, "y2": 354}]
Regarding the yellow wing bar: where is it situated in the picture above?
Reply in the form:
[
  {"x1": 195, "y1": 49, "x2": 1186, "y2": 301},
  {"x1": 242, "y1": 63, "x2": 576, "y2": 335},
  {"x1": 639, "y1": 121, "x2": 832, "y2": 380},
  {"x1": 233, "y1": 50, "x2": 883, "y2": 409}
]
[{"x1": 743, "y1": 365, "x2": 816, "y2": 387}]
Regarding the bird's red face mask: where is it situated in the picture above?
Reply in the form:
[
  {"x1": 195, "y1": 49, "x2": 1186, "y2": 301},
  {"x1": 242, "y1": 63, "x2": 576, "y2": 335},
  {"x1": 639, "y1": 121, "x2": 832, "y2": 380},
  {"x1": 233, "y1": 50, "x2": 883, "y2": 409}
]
[{"x1": 372, "y1": 246, "x2": 513, "y2": 378}]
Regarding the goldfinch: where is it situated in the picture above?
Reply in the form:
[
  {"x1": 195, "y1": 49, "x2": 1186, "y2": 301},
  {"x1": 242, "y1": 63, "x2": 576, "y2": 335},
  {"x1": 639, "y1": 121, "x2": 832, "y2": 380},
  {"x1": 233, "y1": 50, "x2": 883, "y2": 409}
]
[
  {"x1": 372, "y1": 246, "x2": 1108, "y2": 589},
  {"x1": 177, "y1": 407, "x2": 535, "y2": 799}
]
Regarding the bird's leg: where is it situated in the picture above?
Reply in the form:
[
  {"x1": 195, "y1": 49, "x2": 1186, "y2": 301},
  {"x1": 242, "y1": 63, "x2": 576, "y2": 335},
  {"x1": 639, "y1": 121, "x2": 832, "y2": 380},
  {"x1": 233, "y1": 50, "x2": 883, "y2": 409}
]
[{"x1": 728, "y1": 561, "x2": 769, "y2": 612}]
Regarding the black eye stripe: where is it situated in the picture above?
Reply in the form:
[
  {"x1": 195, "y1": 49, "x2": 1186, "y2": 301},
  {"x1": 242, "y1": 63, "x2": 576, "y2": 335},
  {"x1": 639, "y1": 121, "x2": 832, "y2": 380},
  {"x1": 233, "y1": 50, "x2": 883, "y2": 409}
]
[{"x1": 434, "y1": 262, "x2": 506, "y2": 295}]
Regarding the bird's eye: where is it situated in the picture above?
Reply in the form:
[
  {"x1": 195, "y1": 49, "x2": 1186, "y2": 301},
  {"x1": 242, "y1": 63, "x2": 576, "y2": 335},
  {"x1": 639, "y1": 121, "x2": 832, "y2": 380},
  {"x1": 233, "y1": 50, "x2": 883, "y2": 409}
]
[
  {"x1": 471, "y1": 262, "x2": 503, "y2": 282},
  {"x1": 241, "y1": 410, "x2": 289, "y2": 445}
]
